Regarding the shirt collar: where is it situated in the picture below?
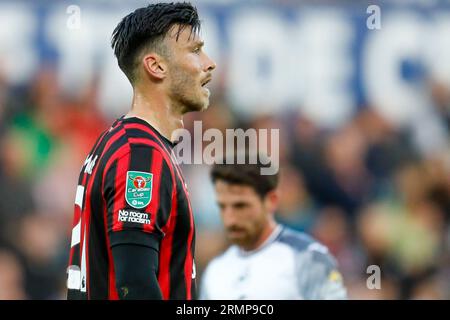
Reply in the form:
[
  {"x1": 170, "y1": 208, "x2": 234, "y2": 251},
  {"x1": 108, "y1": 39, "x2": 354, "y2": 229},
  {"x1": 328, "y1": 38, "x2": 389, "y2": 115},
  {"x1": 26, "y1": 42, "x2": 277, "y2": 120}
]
[{"x1": 238, "y1": 224, "x2": 283, "y2": 257}]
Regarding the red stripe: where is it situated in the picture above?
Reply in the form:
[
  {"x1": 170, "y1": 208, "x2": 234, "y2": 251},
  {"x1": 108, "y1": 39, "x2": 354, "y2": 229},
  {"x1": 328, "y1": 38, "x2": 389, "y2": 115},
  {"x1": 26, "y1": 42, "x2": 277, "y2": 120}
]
[
  {"x1": 112, "y1": 153, "x2": 131, "y2": 232},
  {"x1": 183, "y1": 192, "x2": 195, "y2": 299},
  {"x1": 100, "y1": 161, "x2": 119, "y2": 300},
  {"x1": 102, "y1": 193, "x2": 118, "y2": 300},
  {"x1": 103, "y1": 128, "x2": 126, "y2": 158},
  {"x1": 81, "y1": 173, "x2": 87, "y2": 187},
  {"x1": 103, "y1": 145, "x2": 131, "y2": 184},
  {"x1": 82, "y1": 180, "x2": 91, "y2": 297},
  {"x1": 145, "y1": 149, "x2": 163, "y2": 233},
  {"x1": 158, "y1": 186, "x2": 177, "y2": 300}
]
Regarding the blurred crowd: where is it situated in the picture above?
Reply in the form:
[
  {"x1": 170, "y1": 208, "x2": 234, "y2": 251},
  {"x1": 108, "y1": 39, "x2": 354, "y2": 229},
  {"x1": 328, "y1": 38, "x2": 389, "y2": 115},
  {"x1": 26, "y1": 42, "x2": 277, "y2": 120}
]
[{"x1": 0, "y1": 63, "x2": 448, "y2": 300}]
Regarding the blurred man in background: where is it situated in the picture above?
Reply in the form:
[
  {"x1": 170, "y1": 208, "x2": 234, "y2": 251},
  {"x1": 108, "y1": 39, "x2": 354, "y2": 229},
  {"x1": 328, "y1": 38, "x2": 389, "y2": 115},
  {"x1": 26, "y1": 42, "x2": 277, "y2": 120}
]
[
  {"x1": 66, "y1": 2, "x2": 216, "y2": 300},
  {"x1": 200, "y1": 153, "x2": 347, "y2": 299}
]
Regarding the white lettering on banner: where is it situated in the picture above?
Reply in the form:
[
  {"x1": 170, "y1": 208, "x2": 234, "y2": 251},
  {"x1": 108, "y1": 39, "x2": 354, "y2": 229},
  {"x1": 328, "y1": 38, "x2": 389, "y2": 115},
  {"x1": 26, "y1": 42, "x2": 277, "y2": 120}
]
[
  {"x1": 363, "y1": 12, "x2": 428, "y2": 126},
  {"x1": 0, "y1": 4, "x2": 37, "y2": 85},
  {"x1": 228, "y1": 9, "x2": 291, "y2": 115},
  {"x1": 427, "y1": 13, "x2": 450, "y2": 87},
  {"x1": 10, "y1": 5, "x2": 450, "y2": 128},
  {"x1": 46, "y1": 4, "x2": 95, "y2": 96},
  {"x1": 297, "y1": 11, "x2": 355, "y2": 128},
  {"x1": 226, "y1": 8, "x2": 356, "y2": 127}
]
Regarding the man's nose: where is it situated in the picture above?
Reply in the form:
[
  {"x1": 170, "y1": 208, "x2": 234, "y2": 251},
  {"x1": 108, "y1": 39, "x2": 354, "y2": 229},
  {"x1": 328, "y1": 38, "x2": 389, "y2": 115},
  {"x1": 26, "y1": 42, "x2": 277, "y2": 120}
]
[
  {"x1": 204, "y1": 54, "x2": 216, "y2": 72},
  {"x1": 221, "y1": 208, "x2": 236, "y2": 225}
]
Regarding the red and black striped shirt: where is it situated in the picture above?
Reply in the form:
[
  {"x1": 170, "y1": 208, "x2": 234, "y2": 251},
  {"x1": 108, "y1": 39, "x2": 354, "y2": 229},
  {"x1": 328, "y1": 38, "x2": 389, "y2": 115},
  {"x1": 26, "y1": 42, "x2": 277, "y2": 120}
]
[{"x1": 67, "y1": 116, "x2": 196, "y2": 300}]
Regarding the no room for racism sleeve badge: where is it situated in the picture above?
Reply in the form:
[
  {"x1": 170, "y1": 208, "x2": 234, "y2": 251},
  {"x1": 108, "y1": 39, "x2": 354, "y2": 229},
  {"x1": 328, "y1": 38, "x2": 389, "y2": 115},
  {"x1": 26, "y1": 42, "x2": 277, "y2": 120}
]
[{"x1": 125, "y1": 171, "x2": 153, "y2": 209}]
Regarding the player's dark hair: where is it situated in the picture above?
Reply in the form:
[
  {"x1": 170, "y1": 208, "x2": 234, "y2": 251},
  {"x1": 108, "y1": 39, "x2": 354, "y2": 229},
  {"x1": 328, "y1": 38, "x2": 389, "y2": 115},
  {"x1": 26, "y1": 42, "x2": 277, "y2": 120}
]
[
  {"x1": 210, "y1": 152, "x2": 279, "y2": 199},
  {"x1": 111, "y1": 2, "x2": 201, "y2": 83}
]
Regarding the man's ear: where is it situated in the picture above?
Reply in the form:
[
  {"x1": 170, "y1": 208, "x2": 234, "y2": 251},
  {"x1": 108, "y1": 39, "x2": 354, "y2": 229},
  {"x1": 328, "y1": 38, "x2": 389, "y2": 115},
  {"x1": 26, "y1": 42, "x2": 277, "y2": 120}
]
[
  {"x1": 264, "y1": 189, "x2": 279, "y2": 214},
  {"x1": 142, "y1": 54, "x2": 166, "y2": 80}
]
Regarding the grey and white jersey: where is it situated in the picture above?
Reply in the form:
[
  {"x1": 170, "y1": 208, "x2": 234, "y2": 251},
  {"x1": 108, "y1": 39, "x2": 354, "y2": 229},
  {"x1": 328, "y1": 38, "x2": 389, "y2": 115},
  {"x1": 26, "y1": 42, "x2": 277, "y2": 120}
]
[{"x1": 200, "y1": 225, "x2": 347, "y2": 300}]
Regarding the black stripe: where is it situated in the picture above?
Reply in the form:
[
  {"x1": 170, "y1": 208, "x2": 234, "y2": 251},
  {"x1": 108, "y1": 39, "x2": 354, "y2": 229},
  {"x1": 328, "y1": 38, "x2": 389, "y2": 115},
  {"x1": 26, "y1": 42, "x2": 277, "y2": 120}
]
[
  {"x1": 157, "y1": 160, "x2": 174, "y2": 231},
  {"x1": 88, "y1": 156, "x2": 110, "y2": 299},
  {"x1": 123, "y1": 146, "x2": 153, "y2": 234},
  {"x1": 104, "y1": 160, "x2": 118, "y2": 235},
  {"x1": 169, "y1": 176, "x2": 190, "y2": 299},
  {"x1": 124, "y1": 127, "x2": 173, "y2": 154},
  {"x1": 122, "y1": 118, "x2": 175, "y2": 150},
  {"x1": 129, "y1": 144, "x2": 153, "y2": 172},
  {"x1": 191, "y1": 228, "x2": 196, "y2": 299}
]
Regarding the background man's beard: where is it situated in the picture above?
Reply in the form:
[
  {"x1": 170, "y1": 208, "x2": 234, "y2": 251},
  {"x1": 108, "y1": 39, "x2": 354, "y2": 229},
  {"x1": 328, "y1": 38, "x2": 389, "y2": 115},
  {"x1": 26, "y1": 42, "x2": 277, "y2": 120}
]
[{"x1": 227, "y1": 227, "x2": 258, "y2": 248}]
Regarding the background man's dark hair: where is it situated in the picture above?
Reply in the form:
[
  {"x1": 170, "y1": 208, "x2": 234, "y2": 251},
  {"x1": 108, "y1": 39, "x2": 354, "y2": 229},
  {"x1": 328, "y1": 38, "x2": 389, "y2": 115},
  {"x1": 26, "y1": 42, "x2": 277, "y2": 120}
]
[
  {"x1": 210, "y1": 152, "x2": 280, "y2": 199},
  {"x1": 111, "y1": 2, "x2": 200, "y2": 83}
]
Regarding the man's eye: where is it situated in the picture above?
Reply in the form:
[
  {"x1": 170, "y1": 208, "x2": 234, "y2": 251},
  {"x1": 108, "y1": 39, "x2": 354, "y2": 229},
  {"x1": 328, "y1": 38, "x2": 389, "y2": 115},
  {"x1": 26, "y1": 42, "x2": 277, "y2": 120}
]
[
  {"x1": 193, "y1": 47, "x2": 201, "y2": 54},
  {"x1": 234, "y1": 203, "x2": 248, "y2": 209}
]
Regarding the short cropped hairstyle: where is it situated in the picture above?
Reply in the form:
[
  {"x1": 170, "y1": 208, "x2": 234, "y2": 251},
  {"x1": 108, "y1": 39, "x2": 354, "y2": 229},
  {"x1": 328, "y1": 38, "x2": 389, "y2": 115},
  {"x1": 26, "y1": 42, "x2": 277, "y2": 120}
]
[
  {"x1": 210, "y1": 153, "x2": 280, "y2": 199},
  {"x1": 111, "y1": 2, "x2": 200, "y2": 83}
]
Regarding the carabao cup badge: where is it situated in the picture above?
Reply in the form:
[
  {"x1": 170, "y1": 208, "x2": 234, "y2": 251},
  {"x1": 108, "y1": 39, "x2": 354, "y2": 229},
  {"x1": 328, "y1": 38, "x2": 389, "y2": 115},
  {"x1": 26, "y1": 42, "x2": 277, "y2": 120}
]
[{"x1": 125, "y1": 171, "x2": 153, "y2": 209}]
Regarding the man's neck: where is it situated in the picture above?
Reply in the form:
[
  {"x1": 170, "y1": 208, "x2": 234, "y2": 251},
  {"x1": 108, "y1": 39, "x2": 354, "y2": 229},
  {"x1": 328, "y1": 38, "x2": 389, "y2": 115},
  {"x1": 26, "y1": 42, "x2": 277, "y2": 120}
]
[
  {"x1": 241, "y1": 220, "x2": 279, "y2": 253},
  {"x1": 126, "y1": 88, "x2": 183, "y2": 142}
]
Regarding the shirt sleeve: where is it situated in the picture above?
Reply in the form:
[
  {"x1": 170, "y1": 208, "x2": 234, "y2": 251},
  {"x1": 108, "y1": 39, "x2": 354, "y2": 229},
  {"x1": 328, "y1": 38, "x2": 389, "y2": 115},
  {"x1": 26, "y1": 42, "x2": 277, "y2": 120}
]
[
  {"x1": 103, "y1": 145, "x2": 174, "y2": 251},
  {"x1": 296, "y1": 247, "x2": 348, "y2": 300},
  {"x1": 112, "y1": 244, "x2": 163, "y2": 299}
]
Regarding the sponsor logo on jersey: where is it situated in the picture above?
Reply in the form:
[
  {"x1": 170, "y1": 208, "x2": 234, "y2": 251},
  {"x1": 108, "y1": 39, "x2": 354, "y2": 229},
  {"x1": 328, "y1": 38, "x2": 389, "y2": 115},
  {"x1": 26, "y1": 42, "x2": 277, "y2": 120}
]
[
  {"x1": 125, "y1": 171, "x2": 153, "y2": 209},
  {"x1": 118, "y1": 209, "x2": 151, "y2": 225}
]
